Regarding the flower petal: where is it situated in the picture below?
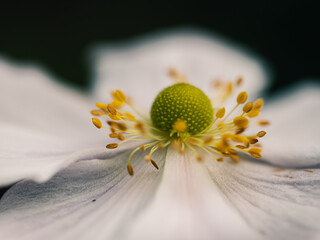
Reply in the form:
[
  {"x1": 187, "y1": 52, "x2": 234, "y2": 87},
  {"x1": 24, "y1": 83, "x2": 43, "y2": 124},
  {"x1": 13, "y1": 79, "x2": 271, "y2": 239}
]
[
  {"x1": 205, "y1": 156, "x2": 320, "y2": 240},
  {"x1": 0, "y1": 59, "x2": 134, "y2": 186},
  {"x1": 0, "y1": 123, "x2": 139, "y2": 186},
  {"x1": 92, "y1": 29, "x2": 268, "y2": 109},
  {"x1": 261, "y1": 84, "x2": 320, "y2": 167},
  {"x1": 129, "y1": 149, "x2": 257, "y2": 240},
  {"x1": 0, "y1": 148, "x2": 166, "y2": 239},
  {"x1": 0, "y1": 59, "x2": 101, "y2": 141}
]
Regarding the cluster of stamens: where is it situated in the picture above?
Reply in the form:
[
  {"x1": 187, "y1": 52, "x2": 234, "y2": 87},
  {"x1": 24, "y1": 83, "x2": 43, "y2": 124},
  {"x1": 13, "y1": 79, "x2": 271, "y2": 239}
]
[{"x1": 91, "y1": 69, "x2": 268, "y2": 175}]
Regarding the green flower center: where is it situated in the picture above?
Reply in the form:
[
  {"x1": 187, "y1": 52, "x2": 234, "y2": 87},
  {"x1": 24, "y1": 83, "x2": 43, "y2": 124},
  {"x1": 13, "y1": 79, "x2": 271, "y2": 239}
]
[{"x1": 151, "y1": 83, "x2": 214, "y2": 135}]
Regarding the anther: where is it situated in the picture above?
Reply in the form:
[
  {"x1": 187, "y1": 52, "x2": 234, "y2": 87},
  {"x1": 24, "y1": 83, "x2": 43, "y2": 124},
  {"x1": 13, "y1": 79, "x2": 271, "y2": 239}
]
[
  {"x1": 230, "y1": 155, "x2": 240, "y2": 162},
  {"x1": 118, "y1": 134, "x2": 125, "y2": 141},
  {"x1": 243, "y1": 102, "x2": 253, "y2": 113},
  {"x1": 109, "y1": 133, "x2": 118, "y2": 138},
  {"x1": 250, "y1": 138, "x2": 258, "y2": 144},
  {"x1": 216, "y1": 107, "x2": 226, "y2": 118},
  {"x1": 233, "y1": 116, "x2": 249, "y2": 128},
  {"x1": 113, "y1": 90, "x2": 126, "y2": 102},
  {"x1": 237, "y1": 91, "x2": 248, "y2": 104},
  {"x1": 217, "y1": 157, "x2": 224, "y2": 162},
  {"x1": 258, "y1": 120, "x2": 270, "y2": 126},
  {"x1": 247, "y1": 109, "x2": 260, "y2": 118},
  {"x1": 235, "y1": 145, "x2": 247, "y2": 149},
  {"x1": 253, "y1": 98, "x2": 264, "y2": 109},
  {"x1": 236, "y1": 128, "x2": 245, "y2": 134},
  {"x1": 106, "y1": 143, "x2": 119, "y2": 149},
  {"x1": 248, "y1": 148, "x2": 262, "y2": 158},
  {"x1": 112, "y1": 100, "x2": 123, "y2": 108},
  {"x1": 125, "y1": 112, "x2": 136, "y2": 121},
  {"x1": 236, "y1": 77, "x2": 243, "y2": 86},
  {"x1": 127, "y1": 164, "x2": 134, "y2": 176},
  {"x1": 95, "y1": 103, "x2": 108, "y2": 109},
  {"x1": 107, "y1": 104, "x2": 117, "y2": 115},
  {"x1": 92, "y1": 118, "x2": 102, "y2": 129},
  {"x1": 108, "y1": 113, "x2": 122, "y2": 120},
  {"x1": 257, "y1": 131, "x2": 266, "y2": 137},
  {"x1": 90, "y1": 110, "x2": 104, "y2": 116},
  {"x1": 150, "y1": 159, "x2": 159, "y2": 170}
]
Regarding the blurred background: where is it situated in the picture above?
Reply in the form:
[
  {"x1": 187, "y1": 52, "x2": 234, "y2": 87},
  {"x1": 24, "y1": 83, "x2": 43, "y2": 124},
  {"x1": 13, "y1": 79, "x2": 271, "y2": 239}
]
[{"x1": 0, "y1": 0, "x2": 319, "y2": 197}]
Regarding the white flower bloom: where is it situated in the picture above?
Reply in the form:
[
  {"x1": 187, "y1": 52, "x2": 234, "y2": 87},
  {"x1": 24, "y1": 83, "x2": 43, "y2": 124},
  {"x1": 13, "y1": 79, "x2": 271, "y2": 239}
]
[{"x1": 0, "y1": 30, "x2": 320, "y2": 240}]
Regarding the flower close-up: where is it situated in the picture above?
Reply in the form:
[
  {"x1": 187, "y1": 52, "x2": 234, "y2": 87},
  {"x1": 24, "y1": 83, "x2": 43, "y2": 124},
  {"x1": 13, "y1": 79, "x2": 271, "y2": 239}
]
[{"x1": 0, "y1": 30, "x2": 320, "y2": 240}]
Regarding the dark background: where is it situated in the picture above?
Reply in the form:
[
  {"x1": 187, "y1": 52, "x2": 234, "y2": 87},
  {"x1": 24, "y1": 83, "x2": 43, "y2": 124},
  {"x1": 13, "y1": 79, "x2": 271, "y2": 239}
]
[{"x1": 0, "y1": 0, "x2": 319, "y2": 197}]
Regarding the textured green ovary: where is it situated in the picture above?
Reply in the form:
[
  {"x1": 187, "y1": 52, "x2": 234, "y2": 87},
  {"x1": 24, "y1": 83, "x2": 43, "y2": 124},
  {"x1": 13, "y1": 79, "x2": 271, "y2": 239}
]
[{"x1": 151, "y1": 83, "x2": 213, "y2": 135}]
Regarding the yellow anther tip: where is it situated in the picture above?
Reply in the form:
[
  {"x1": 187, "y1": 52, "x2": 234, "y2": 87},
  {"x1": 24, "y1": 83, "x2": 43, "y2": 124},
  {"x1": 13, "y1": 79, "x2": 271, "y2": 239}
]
[
  {"x1": 113, "y1": 90, "x2": 126, "y2": 102},
  {"x1": 107, "y1": 104, "x2": 117, "y2": 115},
  {"x1": 108, "y1": 113, "x2": 122, "y2": 120},
  {"x1": 92, "y1": 118, "x2": 102, "y2": 129},
  {"x1": 216, "y1": 107, "x2": 226, "y2": 118},
  {"x1": 243, "y1": 102, "x2": 253, "y2": 113},
  {"x1": 95, "y1": 103, "x2": 108, "y2": 109},
  {"x1": 257, "y1": 131, "x2": 266, "y2": 137},
  {"x1": 127, "y1": 164, "x2": 134, "y2": 176},
  {"x1": 106, "y1": 143, "x2": 119, "y2": 149},
  {"x1": 254, "y1": 98, "x2": 264, "y2": 109},
  {"x1": 125, "y1": 112, "x2": 136, "y2": 121},
  {"x1": 233, "y1": 116, "x2": 249, "y2": 128},
  {"x1": 237, "y1": 91, "x2": 248, "y2": 104},
  {"x1": 247, "y1": 109, "x2": 260, "y2": 118}
]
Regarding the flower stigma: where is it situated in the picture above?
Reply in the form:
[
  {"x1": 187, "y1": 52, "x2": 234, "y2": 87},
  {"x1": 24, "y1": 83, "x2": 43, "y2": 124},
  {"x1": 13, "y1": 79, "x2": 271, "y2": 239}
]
[{"x1": 91, "y1": 69, "x2": 268, "y2": 175}]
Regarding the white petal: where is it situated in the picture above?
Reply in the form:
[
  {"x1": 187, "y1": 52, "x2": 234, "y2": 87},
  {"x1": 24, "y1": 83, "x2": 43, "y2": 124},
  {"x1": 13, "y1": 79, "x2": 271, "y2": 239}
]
[
  {"x1": 0, "y1": 148, "x2": 166, "y2": 240},
  {"x1": 0, "y1": 123, "x2": 139, "y2": 186},
  {"x1": 205, "y1": 156, "x2": 320, "y2": 240},
  {"x1": 130, "y1": 149, "x2": 258, "y2": 240},
  {"x1": 0, "y1": 59, "x2": 102, "y2": 141},
  {"x1": 0, "y1": 59, "x2": 131, "y2": 186},
  {"x1": 261, "y1": 84, "x2": 320, "y2": 167},
  {"x1": 92, "y1": 29, "x2": 268, "y2": 110}
]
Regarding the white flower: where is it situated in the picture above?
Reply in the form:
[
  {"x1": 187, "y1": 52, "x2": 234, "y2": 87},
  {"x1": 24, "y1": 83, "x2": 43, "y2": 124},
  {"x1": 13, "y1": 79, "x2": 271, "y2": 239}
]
[{"x1": 0, "y1": 30, "x2": 320, "y2": 240}]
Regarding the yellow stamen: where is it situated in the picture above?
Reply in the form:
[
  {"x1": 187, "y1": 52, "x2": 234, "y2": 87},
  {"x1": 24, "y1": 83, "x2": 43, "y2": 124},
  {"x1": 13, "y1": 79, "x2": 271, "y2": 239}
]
[
  {"x1": 236, "y1": 77, "x2": 243, "y2": 86},
  {"x1": 125, "y1": 112, "x2": 136, "y2": 121},
  {"x1": 118, "y1": 134, "x2": 125, "y2": 141},
  {"x1": 216, "y1": 107, "x2": 226, "y2": 118},
  {"x1": 127, "y1": 164, "x2": 134, "y2": 176},
  {"x1": 108, "y1": 112, "x2": 122, "y2": 120},
  {"x1": 257, "y1": 131, "x2": 266, "y2": 137},
  {"x1": 236, "y1": 91, "x2": 248, "y2": 104},
  {"x1": 248, "y1": 148, "x2": 262, "y2": 158},
  {"x1": 112, "y1": 90, "x2": 126, "y2": 102},
  {"x1": 247, "y1": 109, "x2": 260, "y2": 118},
  {"x1": 90, "y1": 110, "x2": 104, "y2": 116},
  {"x1": 92, "y1": 118, "x2": 102, "y2": 129},
  {"x1": 109, "y1": 133, "x2": 118, "y2": 138},
  {"x1": 253, "y1": 98, "x2": 264, "y2": 109},
  {"x1": 107, "y1": 104, "x2": 117, "y2": 115},
  {"x1": 106, "y1": 143, "x2": 119, "y2": 149},
  {"x1": 242, "y1": 102, "x2": 253, "y2": 113},
  {"x1": 233, "y1": 116, "x2": 249, "y2": 128},
  {"x1": 112, "y1": 99, "x2": 123, "y2": 108},
  {"x1": 95, "y1": 103, "x2": 108, "y2": 109},
  {"x1": 258, "y1": 120, "x2": 270, "y2": 126}
]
